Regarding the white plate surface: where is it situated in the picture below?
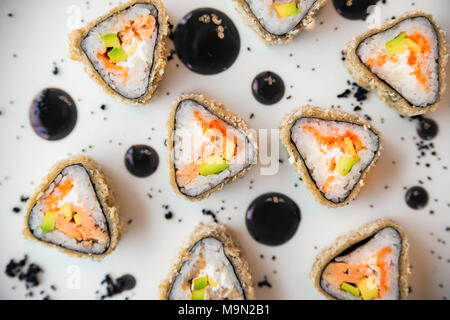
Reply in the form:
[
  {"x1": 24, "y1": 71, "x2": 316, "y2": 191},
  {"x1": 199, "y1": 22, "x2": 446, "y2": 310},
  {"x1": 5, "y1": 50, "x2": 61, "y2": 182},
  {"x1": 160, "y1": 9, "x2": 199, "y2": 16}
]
[{"x1": 0, "y1": 0, "x2": 449, "y2": 299}]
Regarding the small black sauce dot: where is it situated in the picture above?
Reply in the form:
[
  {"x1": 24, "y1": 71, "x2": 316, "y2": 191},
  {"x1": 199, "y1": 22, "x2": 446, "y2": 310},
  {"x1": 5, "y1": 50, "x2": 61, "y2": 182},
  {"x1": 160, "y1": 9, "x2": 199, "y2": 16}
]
[
  {"x1": 246, "y1": 193, "x2": 300, "y2": 246},
  {"x1": 124, "y1": 145, "x2": 159, "y2": 178},
  {"x1": 100, "y1": 274, "x2": 136, "y2": 299},
  {"x1": 416, "y1": 117, "x2": 438, "y2": 140},
  {"x1": 332, "y1": 0, "x2": 380, "y2": 20},
  {"x1": 174, "y1": 8, "x2": 240, "y2": 75},
  {"x1": 251, "y1": 71, "x2": 285, "y2": 105},
  {"x1": 30, "y1": 88, "x2": 77, "y2": 141},
  {"x1": 405, "y1": 186, "x2": 428, "y2": 209},
  {"x1": 164, "y1": 211, "x2": 173, "y2": 220}
]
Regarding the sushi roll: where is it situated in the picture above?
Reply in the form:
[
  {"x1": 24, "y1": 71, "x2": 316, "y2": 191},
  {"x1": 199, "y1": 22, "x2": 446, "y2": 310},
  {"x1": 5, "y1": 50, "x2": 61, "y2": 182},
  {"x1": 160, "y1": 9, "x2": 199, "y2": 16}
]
[
  {"x1": 310, "y1": 219, "x2": 410, "y2": 300},
  {"x1": 168, "y1": 93, "x2": 258, "y2": 201},
  {"x1": 158, "y1": 223, "x2": 256, "y2": 300},
  {"x1": 344, "y1": 11, "x2": 448, "y2": 116},
  {"x1": 24, "y1": 155, "x2": 120, "y2": 259},
  {"x1": 232, "y1": 0, "x2": 328, "y2": 45},
  {"x1": 280, "y1": 106, "x2": 381, "y2": 207},
  {"x1": 69, "y1": 0, "x2": 169, "y2": 105}
]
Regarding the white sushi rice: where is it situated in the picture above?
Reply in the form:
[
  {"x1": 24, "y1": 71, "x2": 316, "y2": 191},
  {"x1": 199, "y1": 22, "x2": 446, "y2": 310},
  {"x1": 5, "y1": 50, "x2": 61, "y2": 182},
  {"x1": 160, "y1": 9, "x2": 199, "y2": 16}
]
[
  {"x1": 168, "y1": 237, "x2": 245, "y2": 300},
  {"x1": 321, "y1": 227, "x2": 402, "y2": 300},
  {"x1": 291, "y1": 118, "x2": 379, "y2": 203},
  {"x1": 174, "y1": 100, "x2": 257, "y2": 198},
  {"x1": 81, "y1": 3, "x2": 158, "y2": 99},
  {"x1": 246, "y1": 0, "x2": 316, "y2": 35},
  {"x1": 357, "y1": 16, "x2": 439, "y2": 107},
  {"x1": 29, "y1": 165, "x2": 108, "y2": 254}
]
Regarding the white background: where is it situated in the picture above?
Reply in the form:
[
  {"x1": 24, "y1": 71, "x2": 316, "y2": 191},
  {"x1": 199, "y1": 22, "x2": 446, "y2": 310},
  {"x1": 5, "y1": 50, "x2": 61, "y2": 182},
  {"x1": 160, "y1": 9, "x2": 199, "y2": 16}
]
[{"x1": 0, "y1": 0, "x2": 449, "y2": 299}]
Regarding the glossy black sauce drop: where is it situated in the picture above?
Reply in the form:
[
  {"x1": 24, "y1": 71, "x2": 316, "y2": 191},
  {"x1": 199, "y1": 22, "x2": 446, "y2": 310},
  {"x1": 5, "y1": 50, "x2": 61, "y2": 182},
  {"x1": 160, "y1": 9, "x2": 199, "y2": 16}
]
[
  {"x1": 416, "y1": 117, "x2": 438, "y2": 141},
  {"x1": 100, "y1": 274, "x2": 136, "y2": 299},
  {"x1": 174, "y1": 8, "x2": 240, "y2": 75},
  {"x1": 124, "y1": 145, "x2": 159, "y2": 177},
  {"x1": 251, "y1": 71, "x2": 285, "y2": 105},
  {"x1": 405, "y1": 186, "x2": 428, "y2": 209},
  {"x1": 30, "y1": 88, "x2": 77, "y2": 140},
  {"x1": 332, "y1": 0, "x2": 379, "y2": 20},
  {"x1": 116, "y1": 274, "x2": 136, "y2": 291},
  {"x1": 246, "y1": 193, "x2": 301, "y2": 246}
]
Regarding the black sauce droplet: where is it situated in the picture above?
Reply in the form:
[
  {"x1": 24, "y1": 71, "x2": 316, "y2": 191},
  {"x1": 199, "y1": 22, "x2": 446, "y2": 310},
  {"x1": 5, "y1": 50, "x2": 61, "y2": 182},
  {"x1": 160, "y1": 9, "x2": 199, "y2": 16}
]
[
  {"x1": 116, "y1": 274, "x2": 136, "y2": 291},
  {"x1": 251, "y1": 71, "x2": 285, "y2": 105},
  {"x1": 124, "y1": 145, "x2": 159, "y2": 177},
  {"x1": 30, "y1": 88, "x2": 77, "y2": 140},
  {"x1": 405, "y1": 186, "x2": 428, "y2": 209},
  {"x1": 174, "y1": 8, "x2": 240, "y2": 75},
  {"x1": 165, "y1": 211, "x2": 173, "y2": 220},
  {"x1": 416, "y1": 117, "x2": 438, "y2": 141},
  {"x1": 246, "y1": 193, "x2": 300, "y2": 246},
  {"x1": 100, "y1": 274, "x2": 136, "y2": 299},
  {"x1": 332, "y1": 0, "x2": 379, "y2": 20}
]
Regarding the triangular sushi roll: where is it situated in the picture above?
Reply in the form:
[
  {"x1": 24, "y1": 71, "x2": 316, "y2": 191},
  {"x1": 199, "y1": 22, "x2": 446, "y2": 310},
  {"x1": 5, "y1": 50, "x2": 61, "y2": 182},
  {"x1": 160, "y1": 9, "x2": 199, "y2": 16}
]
[
  {"x1": 69, "y1": 0, "x2": 169, "y2": 105},
  {"x1": 232, "y1": 0, "x2": 328, "y2": 44},
  {"x1": 159, "y1": 223, "x2": 256, "y2": 300},
  {"x1": 344, "y1": 11, "x2": 448, "y2": 116},
  {"x1": 280, "y1": 106, "x2": 381, "y2": 207},
  {"x1": 168, "y1": 93, "x2": 258, "y2": 201},
  {"x1": 310, "y1": 219, "x2": 410, "y2": 300},
  {"x1": 24, "y1": 156, "x2": 120, "y2": 259}
]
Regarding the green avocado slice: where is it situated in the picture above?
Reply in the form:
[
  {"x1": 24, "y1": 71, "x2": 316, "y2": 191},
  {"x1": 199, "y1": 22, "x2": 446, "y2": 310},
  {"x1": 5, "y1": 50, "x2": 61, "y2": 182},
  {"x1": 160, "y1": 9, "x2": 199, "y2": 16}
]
[
  {"x1": 198, "y1": 155, "x2": 229, "y2": 176},
  {"x1": 385, "y1": 32, "x2": 407, "y2": 55},
  {"x1": 193, "y1": 276, "x2": 208, "y2": 290},
  {"x1": 340, "y1": 282, "x2": 361, "y2": 298},
  {"x1": 41, "y1": 211, "x2": 57, "y2": 232},
  {"x1": 274, "y1": 2, "x2": 299, "y2": 18},
  {"x1": 191, "y1": 288, "x2": 205, "y2": 300},
  {"x1": 336, "y1": 156, "x2": 360, "y2": 176},
  {"x1": 101, "y1": 33, "x2": 121, "y2": 48},
  {"x1": 107, "y1": 47, "x2": 127, "y2": 63}
]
